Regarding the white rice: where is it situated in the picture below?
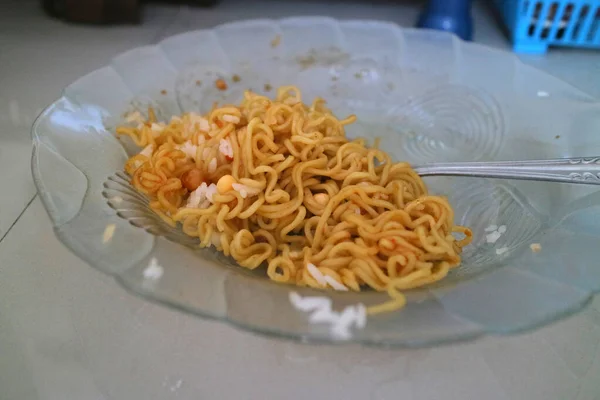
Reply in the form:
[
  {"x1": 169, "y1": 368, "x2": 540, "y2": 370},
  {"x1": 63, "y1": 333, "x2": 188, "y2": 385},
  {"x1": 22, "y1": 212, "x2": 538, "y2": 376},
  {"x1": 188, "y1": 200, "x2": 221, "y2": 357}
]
[
  {"x1": 139, "y1": 144, "x2": 154, "y2": 158},
  {"x1": 323, "y1": 275, "x2": 349, "y2": 291},
  {"x1": 355, "y1": 207, "x2": 361, "y2": 215},
  {"x1": 355, "y1": 304, "x2": 367, "y2": 328},
  {"x1": 222, "y1": 114, "x2": 240, "y2": 124},
  {"x1": 306, "y1": 263, "x2": 327, "y2": 286},
  {"x1": 484, "y1": 224, "x2": 498, "y2": 232},
  {"x1": 208, "y1": 158, "x2": 218, "y2": 174},
  {"x1": 102, "y1": 224, "x2": 116, "y2": 244},
  {"x1": 495, "y1": 247, "x2": 509, "y2": 255},
  {"x1": 309, "y1": 306, "x2": 337, "y2": 324},
  {"x1": 331, "y1": 304, "x2": 367, "y2": 339},
  {"x1": 205, "y1": 183, "x2": 217, "y2": 202},
  {"x1": 289, "y1": 291, "x2": 303, "y2": 305},
  {"x1": 288, "y1": 291, "x2": 367, "y2": 341},
  {"x1": 170, "y1": 115, "x2": 182, "y2": 123},
  {"x1": 186, "y1": 186, "x2": 209, "y2": 209},
  {"x1": 231, "y1": 183, "x2": 261, "y2": 199},
  {"x1": 125, "y1": 110, "x2": 145, "y2": 124},
  {"x1": 150, "y1": 123, "x2": 165, "y2": 136},
  {"x1": 202, "y1": 147, "x2": 211, "y2": 161},
  {"x1": 143, "y1": 257, "x2": 164, "y2": 280},
  {"x1": 186, "y1": 183, "x2": 218, "y2": 209},
  {"x1": 219, "y1": 138, "x2": 234, "y2": 158},
  {"x1": 331, "y1": 324, "x2": 352, "y2": 340},
  {"x1": 288, "y1": 292, "x2": 332, "y2": 312},
  {"x1": 188, "y1": 112, "x2": 210, "y2": 131},
  {"x1": 178, "y1": 140, "x2": 198, "y2": 159},
  {"x1": 338, "y1": 306, "x2": 357, "y2": 326},
  {"x1": 498, "y1": 225, "x2": 507, "y2": 234},
  {"x1": 486, "y1": 231, "x2": 502, "y2": 244},
  {"x1": 330, "y1": 306, "x2": 358, "y2": 340},
  {"x1": 211, "y1": 232, "x2": 221, "y2": 248},
  {"x1": 337, "y1": 306, "x2": 357, "y2": 326}
]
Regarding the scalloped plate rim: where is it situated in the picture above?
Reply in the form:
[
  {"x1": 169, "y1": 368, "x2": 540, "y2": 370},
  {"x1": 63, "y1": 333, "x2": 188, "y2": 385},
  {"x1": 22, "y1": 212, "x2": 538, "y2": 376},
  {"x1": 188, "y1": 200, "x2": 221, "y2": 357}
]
[{"x1": 30, "y1": 17, "x2": 600, "y2": 347}]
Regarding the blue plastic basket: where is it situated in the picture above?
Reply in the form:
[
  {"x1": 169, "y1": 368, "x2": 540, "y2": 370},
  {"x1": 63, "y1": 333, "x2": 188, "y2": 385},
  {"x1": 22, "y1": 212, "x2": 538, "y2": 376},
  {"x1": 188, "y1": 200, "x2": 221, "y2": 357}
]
[{"x1": 492, "y1": 0, "x2": 600, "y2": 53}]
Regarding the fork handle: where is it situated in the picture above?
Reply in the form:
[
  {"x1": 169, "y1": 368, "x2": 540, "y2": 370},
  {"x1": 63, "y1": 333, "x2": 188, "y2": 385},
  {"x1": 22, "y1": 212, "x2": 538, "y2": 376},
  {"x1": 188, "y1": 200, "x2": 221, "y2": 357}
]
[{"x1": 413, "y1": 157, "x2": 600, "y2": 185}]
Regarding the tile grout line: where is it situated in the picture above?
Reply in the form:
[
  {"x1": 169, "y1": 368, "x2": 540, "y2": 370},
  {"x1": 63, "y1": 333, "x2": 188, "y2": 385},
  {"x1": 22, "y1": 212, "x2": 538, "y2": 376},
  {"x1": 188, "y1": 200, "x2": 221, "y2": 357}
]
[
  {"x1": 0, "y1": 8, "x2": 182, "y2": 247},
  {"x1": 0, "y1": 194, "x2": 37, "y2": 244}
]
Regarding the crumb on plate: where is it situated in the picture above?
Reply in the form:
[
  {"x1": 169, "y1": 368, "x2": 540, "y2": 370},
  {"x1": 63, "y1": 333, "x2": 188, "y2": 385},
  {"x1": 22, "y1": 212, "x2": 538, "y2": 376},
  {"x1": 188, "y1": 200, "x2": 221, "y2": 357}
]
[
  {"x1": 496, "y1": 246, "x2": 509, "y2": 255},
  {"x1": 486, "y1": 231, "x2": 502, "y2": 244},
  {"x1": 160, "y1": 89, "x2": 167, "y2": 95},
  {"x1": 102, "y1": 223, "x2": 116, "y2": 244},
  {"x1": 271, "y1": 35, "x2": 281, "y2": 48},
  {"x1": 530, "y1": 243, "x2": 542, "y2": 253},
  {"x1": 215, "y1": 78, "x2": 228, "y2": 91},
  {"x1": 289, "y1": 291, "x2": 366, "y2": 341},
  {"x1": 484, "y1": 224, "x2": 498, "y2": 232},
  {"x1": 143, "y1": 257, "x2": 164, "y2": 280},
  {"x1": 232, "y1": 74, "x2": 241, "y2": 82},
  {"x1": 264, "y1": 83, "x2": 272, "y2": 92}
]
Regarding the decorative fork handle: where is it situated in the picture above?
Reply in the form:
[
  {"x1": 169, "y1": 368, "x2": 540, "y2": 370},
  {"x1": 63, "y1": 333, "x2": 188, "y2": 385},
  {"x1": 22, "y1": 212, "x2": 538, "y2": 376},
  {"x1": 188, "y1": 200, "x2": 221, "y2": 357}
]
[{"x1": 413, "y1": 157, "x2": 600, "y2": 185}]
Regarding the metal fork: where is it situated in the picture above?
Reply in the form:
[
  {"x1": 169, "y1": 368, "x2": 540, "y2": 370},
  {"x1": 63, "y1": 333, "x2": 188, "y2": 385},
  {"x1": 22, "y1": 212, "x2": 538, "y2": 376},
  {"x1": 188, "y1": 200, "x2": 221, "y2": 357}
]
[{"x1": 414, "y1": 157, "x2": 600, "y2": 185}]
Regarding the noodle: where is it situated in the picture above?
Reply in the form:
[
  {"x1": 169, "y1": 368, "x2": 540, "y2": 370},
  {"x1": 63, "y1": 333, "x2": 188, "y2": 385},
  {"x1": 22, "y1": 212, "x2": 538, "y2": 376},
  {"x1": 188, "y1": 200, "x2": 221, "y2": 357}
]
[{"x1": 117, "y1": 86, "x2": 472, "y2": 314}]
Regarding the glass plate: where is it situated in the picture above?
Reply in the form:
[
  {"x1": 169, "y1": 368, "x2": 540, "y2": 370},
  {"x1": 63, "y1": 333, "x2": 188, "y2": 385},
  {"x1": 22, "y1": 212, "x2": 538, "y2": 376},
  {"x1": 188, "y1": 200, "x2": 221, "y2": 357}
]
[{"x1": 31, "y1": 18, "x2": 600, "y2": 347}]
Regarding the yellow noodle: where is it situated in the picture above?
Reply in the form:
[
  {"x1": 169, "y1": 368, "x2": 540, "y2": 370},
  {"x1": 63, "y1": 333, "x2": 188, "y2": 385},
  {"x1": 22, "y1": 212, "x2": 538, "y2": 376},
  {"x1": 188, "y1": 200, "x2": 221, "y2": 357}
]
[{"x1": 118, "y1": 86, "x2": 472, "y2": 315}]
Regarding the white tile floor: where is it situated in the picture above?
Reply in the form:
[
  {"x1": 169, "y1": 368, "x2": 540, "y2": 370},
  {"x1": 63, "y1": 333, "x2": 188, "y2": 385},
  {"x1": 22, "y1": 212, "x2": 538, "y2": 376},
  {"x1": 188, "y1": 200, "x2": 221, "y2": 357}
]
[
  {"x1": 0, "y1": 2, "x2": 180, "y2": 237},
  {"x1": 1, "y1": 1, "x2": 600, "y2": 399}
]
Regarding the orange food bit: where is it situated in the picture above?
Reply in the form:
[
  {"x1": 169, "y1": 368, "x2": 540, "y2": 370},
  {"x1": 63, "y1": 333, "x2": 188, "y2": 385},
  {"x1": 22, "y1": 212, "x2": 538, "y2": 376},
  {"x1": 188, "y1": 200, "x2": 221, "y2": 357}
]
[
  {"x1": 255, "y1": 236, "x2": 269, "y2": 243},
  {"x1": 215, "y1": 79, "x2": 228, "y2": 91},
  {"x1": 181, "y1": 168, "x2": 204, "y2": 191},
  {"x1": 313, "y1": 193, "x2": 329, "y2": 205},
  {"x1": 217, "y1": 174, "x2": 236, "y2": 194},
  {"x1": 379, "y1": 238, "x2": 395, "y2": 250}
]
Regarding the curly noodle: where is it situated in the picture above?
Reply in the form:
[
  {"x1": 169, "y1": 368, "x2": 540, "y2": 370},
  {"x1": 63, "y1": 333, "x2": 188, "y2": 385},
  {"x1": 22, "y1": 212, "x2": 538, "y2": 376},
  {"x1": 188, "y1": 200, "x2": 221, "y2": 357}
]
[{"x1": 117, "y1": 85, "x2": 472, "y2": 314}]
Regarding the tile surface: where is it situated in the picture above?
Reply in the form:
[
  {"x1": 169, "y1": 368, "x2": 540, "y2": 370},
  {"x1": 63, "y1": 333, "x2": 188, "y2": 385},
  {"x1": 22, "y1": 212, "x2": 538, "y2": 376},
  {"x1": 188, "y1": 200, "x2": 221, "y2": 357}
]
[{"x1": 1, "y1": 1, "x2": 600, "y2": 399}]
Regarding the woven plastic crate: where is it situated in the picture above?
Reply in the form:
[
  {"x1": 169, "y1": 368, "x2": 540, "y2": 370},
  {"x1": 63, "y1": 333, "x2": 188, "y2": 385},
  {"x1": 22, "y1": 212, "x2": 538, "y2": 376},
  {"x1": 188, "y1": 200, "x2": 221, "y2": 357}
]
[{"x1": 492, "y1": 0, "x2": 600, "y2": 53}]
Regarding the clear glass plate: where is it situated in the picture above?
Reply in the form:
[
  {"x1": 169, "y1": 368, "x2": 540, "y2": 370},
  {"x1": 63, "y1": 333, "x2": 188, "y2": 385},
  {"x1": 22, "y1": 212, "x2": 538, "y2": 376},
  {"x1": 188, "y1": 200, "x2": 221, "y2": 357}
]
[{"x1": 31, "y1": 18, "x2": 600, "y2": 347}]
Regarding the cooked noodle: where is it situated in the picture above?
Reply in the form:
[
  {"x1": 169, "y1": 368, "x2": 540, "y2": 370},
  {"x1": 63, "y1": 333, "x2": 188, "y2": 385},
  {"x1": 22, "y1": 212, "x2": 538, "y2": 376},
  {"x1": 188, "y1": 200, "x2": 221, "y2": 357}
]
[{"x1": 117, "y1": 85, "x2": 472, "y2": 314}]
